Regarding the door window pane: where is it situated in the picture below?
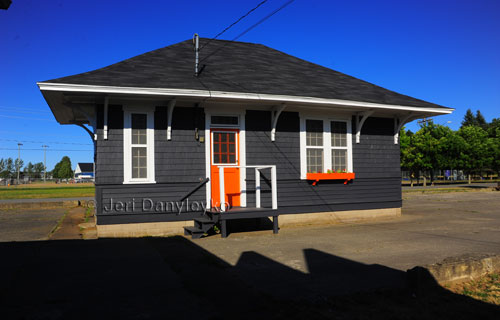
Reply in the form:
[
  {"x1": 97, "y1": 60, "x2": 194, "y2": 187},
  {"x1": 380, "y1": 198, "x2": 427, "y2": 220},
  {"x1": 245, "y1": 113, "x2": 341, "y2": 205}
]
[{"x1": 213, "y1": 132, "x2": 237, "y2": 164}]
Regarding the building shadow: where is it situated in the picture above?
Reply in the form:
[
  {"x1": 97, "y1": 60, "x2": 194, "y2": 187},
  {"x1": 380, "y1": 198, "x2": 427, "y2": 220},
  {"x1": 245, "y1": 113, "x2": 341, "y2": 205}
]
[
  {"x1": 0, "y1": 236, "x2": 498, "y2": 319},
  {"x1": 225, "y1": 217, "x2": 275, "y2": 235}
]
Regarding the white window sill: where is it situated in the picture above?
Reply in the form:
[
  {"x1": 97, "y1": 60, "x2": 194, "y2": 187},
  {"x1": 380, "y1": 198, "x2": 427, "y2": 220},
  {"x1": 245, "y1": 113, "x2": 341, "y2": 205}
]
[{"x1": 123, "y1": 180, "x2": 157, "y2": 185}]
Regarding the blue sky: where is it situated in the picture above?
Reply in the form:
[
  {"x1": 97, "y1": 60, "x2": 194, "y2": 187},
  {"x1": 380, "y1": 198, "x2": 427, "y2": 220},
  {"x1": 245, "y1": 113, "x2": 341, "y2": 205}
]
[{"x1": 1, "y1": 0, "x2": 499, "y2": 170}]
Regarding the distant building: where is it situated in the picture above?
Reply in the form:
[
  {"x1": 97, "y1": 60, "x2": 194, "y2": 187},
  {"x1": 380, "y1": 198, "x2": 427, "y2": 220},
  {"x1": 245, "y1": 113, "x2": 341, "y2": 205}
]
[{"x1": 74, "y1": 163, "x2": 94, "y2": 181}]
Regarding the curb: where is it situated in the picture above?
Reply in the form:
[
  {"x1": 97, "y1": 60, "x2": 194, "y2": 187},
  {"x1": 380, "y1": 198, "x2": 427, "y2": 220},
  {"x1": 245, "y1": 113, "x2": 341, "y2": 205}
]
[
  {"x1": 0, "y1": 199, "x2": 94, "y2": 210},
  {"x1": 407, "y1": 254, "x2": 500, "y2": 287}
]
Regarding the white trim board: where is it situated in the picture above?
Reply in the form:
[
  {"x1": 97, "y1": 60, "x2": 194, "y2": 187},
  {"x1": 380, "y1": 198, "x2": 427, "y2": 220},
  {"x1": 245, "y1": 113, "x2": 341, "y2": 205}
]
[{"x1": 38, "y1": 82, "x2": 454, "y2": 115}]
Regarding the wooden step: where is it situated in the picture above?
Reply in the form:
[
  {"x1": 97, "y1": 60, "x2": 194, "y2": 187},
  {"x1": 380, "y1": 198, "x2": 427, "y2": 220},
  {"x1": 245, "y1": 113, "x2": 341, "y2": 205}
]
[
  {"x1": 194, "y1": 217, "x2": 215, "y2": 224},
  {"x1": 183, "y1": 226, "x2": 205, "y2": 239}
]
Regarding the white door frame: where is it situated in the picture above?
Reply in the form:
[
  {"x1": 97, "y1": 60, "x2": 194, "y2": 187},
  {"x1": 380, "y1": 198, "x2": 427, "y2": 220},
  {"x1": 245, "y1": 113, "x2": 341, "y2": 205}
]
[{"x1": 204, "y1": 107, "x2": 247, "y2": 208}]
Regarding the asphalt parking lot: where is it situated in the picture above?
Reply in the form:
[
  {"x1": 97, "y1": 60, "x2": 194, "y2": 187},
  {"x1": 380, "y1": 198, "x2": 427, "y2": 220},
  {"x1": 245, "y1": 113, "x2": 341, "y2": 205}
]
[
  {"x1": 0, "y1": 208, "x2": 66, "y2": 242},
  {"x1": 195, "y1": 191, "x2": 500, "y2": 272},
  {"x1": 1, "y1": 191, "x2": 499, "y2": 270}
]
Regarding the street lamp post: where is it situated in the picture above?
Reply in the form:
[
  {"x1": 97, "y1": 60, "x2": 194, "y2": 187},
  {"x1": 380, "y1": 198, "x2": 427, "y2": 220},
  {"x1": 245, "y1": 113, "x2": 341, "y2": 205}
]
[
  {"x1": 42, "y1": 145, "x2": 48, "y2": 182},
  {"x1": 17, "y1": 143, "x2": 23, "y2": 185}
]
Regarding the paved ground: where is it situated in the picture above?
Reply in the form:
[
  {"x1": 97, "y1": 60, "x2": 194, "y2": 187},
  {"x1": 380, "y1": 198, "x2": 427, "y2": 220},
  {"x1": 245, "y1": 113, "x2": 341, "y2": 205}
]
[
  {"x1": 194, "y1": 191, "x2": 500, "y2": 273},
  {"x1": 0, "y1": 197, "x2": 94, "y2": 204},
  {"x1": 0, "y1": 208, "x2": 66, "y2": 242},
  {"x1": 402, "y1": 182, "x2": 497, "y2": 190},
  {"x1": 0, "y1": 191, "x2": 499, "y2": 319}
]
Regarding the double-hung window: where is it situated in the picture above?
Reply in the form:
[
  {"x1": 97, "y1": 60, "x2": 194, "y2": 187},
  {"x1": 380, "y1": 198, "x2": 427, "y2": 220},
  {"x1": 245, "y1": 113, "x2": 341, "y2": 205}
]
[
  {"x1": 123, "y1": 106, "x2": 155, "y2": 184},
  {"x1": 331, "y1": 121, "x2": 348, "y2": 172},
  {"x1": 300, "y1": 116, "x2": 352, "y2": 179},
  {"x1": 305, "y1": 120, "x2": 324, "y2": 173}
]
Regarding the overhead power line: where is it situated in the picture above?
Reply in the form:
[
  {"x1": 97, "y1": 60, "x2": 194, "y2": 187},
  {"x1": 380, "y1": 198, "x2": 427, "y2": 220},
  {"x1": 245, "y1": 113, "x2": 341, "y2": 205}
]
[
  {"x1": 0, "y1": 130, "x2": 83, "y2": 139},
  {"x1": 0, "y1": 114, "x2": 55, "y2": 122},
  {"x1": 0, "y1": 138, "x2": 93, "y2": 146},
  {"x1": 0, "y1": 109, "x2": 50, "y2": 115},
  {"x1": 0, "y1": 106, "x2": 50, "y2": 113},
  {"x1": 0, "y1": 148, "x2": 92, "y2": 152},
  {"x1": 200, "y1": 0, "x2": 268, "y2": 51},
  {"x1": 0, "y1": 108, "x2": 50, "y2": 115},
  {"x1": 201, "y1": 0, "x2": 296, "y2": 63}
]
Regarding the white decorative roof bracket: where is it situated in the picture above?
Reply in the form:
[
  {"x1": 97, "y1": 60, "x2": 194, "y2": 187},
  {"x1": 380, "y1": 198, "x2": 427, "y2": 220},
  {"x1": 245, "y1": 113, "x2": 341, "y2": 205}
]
[
  {"x1": 270, "y1": 103, "x2": 286, "y2": 141},
  {"x1": 103, "y1": 96, "x2": 109, "y2": 140},
  {"x1": 394, "y1": 113, "x2": 414, "y2": 144},
  {"x1": 166, "y1": 98, "x2": 176, "y2": 140},
  {"x1": 355, "y1": 110, "x2": 374, "y2": 143}
]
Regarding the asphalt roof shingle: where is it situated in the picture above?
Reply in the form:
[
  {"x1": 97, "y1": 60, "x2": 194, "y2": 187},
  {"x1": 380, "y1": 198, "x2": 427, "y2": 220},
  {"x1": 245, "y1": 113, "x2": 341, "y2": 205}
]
[
  {"x1": 77, "y1": 163, "x2": 94, "y2": 172},
  {"x1": 44, "y1": 38, "x2": 447, "y2": 109}
]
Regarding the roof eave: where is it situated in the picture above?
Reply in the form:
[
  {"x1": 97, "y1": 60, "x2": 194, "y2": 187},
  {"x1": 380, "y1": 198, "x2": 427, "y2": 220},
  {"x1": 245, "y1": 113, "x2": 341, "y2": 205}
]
[{"x1": 37, "y1": 82, "x2": 454, "y2": 122}]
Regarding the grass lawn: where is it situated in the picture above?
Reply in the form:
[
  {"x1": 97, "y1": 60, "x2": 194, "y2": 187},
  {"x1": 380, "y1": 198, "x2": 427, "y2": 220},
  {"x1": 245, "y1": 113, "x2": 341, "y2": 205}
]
[
  {"x1": 0, "y1": 183, "x2": 95, "y2": 200},
  {"x1": 402, "y1": 187, "x2": 494, "y2": 194},
  {"x1": 448, "y1": 273, "x2": 500, "y2": 305}
]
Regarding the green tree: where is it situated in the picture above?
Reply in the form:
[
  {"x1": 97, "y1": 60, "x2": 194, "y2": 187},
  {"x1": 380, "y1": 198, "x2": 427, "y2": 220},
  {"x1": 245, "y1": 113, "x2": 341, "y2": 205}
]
[
  {"x1": 0, "y1": 158, "x2": 15, "y2": 179},
  {"x1": 23, "y1": 162, "x2": 34, "y2": 178},
  {"x1": 15, "y1": 158, "x2": 24, "y2": 176},
  {"x1": 440, "y1": 130, "x2": 467, "y2": 171},
  {"x1": 400, "y1": 128, "x2": 424, "y2": 186},
  {"x1": 411, "y1": 121, "x2": 453, "y2": 183},
  {"x1": 461, "y1": 109, "x2": 476, "y2": 128},
  {"x1": 491, "y1": 137, "x2": 500, "y2": 177},
  {"x1": 475, "y1": 110, "x2": 488, "y2": 130},
  {"x1": 488, "y1": 118, "x2": 500, "y2": 138},
  {"x1": 458, "y1": 126, "x2": 491, "y2": 183},
  {"x1": 33, "y1": 162, "x2": 45, "y2": 179},
  {"x1": 53, "y1": 156, "x2": 73, "y2": 179},
  {"x1": 0, "y1": 159, "x2": 5, "y2": 178}
]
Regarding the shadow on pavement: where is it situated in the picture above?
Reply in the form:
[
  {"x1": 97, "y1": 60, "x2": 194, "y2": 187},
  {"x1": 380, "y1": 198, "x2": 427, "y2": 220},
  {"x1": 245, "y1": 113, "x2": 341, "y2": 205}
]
[{"x1": 1, "y1": 236, "x2": 498, "y2": 319}]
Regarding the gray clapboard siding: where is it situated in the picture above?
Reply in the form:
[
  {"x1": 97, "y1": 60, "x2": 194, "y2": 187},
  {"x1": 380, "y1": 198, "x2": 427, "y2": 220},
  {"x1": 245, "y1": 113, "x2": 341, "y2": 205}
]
[
  {"x1": 154, "y1": 107, "x2": 206, "y2": 183},
  {"x1": 95, "y1": 106, "x2": 208, "y2": 220},
  {"x1": 95, "y1": 107, "x2": 402, "y2": 225},
  {"x1": 97, "y1": 200, "x2": 401, "y2": 225},
  {"x1": 96, "y1": 182, "x2": 207, "y2": 216},
  {"x1": 95, "y1": 105, "x2": 124, "y2": 185},
  {"x1": 243, "y1": 110, "x2": 401, "y2": 210}
]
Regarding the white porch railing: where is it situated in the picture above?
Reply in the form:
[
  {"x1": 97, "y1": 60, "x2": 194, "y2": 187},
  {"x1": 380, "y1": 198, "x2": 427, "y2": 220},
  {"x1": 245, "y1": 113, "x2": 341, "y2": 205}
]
[{"x1": 218, "y1": 165, "x2": 277, "y2": 212}]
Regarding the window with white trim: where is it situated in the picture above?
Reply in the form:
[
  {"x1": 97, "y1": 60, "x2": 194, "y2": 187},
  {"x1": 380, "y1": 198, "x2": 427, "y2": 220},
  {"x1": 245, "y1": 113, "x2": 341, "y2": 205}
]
[
  {"x1": 211, "y1": 115, "x2": 239, "y2": 126},
  {"x1": 306, "y1": 119, "x2": 324, "y2": 173},
  {"x1": 300, "y1": 117, "x2": 353, "y2": 178},
  {"x1": 123, "y1": 108, "x2": 155, "y2": 184},
  {"x1": 131, "y1": 114, "x2": 147, "y2": 178},
  {"x1": 331, "y1": 121, "x2": 348, "y2": 171}
]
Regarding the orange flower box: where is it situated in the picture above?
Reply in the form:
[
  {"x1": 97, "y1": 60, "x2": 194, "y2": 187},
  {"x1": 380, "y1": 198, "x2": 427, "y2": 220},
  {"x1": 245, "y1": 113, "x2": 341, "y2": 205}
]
[{"x1": 306, "y1": 172, "x2": 355, "y2": 186}]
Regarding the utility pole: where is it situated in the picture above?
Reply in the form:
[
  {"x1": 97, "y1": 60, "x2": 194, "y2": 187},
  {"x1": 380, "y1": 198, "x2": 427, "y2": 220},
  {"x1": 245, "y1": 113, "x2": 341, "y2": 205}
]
[
  {"x1": 42, "y1": 145, "x2": 48, "y2": 182},
  {"x1": 17, "y1": 143, "x2": 23, "y2": 185}
]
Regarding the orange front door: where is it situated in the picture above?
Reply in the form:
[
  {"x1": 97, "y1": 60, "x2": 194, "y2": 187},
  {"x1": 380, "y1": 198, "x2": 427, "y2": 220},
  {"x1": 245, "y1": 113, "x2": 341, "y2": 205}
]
[{"x1": 210, "y1": 129, "x2": 240, "y2": 208}]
